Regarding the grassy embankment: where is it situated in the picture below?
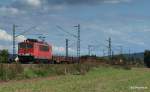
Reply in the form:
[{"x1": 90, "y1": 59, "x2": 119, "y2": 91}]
[
  {"x1": 0, "y1": 63, "x2": 97, "y2": 81},
  {"x1": 0, "y1": 65, "x2": 150, "y2": 92}
]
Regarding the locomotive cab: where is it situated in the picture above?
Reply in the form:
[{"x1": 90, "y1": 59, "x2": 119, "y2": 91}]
[
  {"x1": 18, "y1": 39, "x2": 35, "y2": 63},
  {"x1": 18, "y1": 42, "x2": 34, "y2": 55}
]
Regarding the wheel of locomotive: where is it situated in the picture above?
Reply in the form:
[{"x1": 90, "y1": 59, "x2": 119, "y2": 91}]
[{"x1": 34, "y1": 59, "x2": 40, "y2": 64}]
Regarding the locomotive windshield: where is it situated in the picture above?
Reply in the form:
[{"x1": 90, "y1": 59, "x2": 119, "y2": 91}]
[
  {"x1": 19, "y1": 43, "x2": 33, "y2": 49},
  {"x1": 39, "y1": 45, "x2": 49, "y2": 51}
]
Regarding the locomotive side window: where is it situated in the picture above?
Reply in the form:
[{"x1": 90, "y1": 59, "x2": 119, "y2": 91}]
[
  {"x1": 39, "y1": 45, "x2": 49, "y2": 51},
  {"x1": 27, "y1": 44, "x2": 33, "y2": 48},
  {"x1": 19, "y1": 43, "x2": 33, "y2": 49}
]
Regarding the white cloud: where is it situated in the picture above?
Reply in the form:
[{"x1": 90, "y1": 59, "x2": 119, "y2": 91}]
[
  {"x1": 43, "y1": 5, "x2": 66, "y2": 11},
  {"x1": 16, "y1": 35, "x2": 26, "y2": 42},
  {"x1": 0, "y1": 28, "x2": 26, "y2": 42},
  {"x1": 0, "y1": 7, "x2": 19, "y2": 15},
  {"x1": 104, "y1": 0, "x2": 131, "y2": 4},
  {"x1": 26, "y1": 0, "x2": 41, "y2": 7},
  {"x1": 68, "y1": 48, "x2": 76, "y2": 52},
  {"x1": 52, "y1": 45, "x2": 76, "y2": 54},
  {"x1": 52, "y1": 46, "x2": 65, "y2": 52},
  {"x1": 0, "y1": 29, "x2": 12, "y2": 41},
  {"x1": 125, "y1": 38, "x2": 146, "y2": 46},
  {"x1": 107, "y1": 28, "x2": 123, "y2": 36}
]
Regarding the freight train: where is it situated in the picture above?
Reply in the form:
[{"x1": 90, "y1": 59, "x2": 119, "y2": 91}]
[{"x1": 18, "y1": 39, "x2": 76, "y2": 64}]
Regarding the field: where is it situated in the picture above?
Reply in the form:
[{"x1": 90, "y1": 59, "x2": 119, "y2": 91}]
[{"x1": 0, "y1": 66, "x2": 150, "y2": 92}]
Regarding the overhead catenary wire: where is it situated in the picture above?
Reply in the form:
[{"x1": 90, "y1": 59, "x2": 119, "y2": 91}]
[
  {"x1": 15, "y1": 26, "x2": 37, "y2": 37},
  {"x1": 56, "y1": 25, "x2": 77, "y2": 38}
]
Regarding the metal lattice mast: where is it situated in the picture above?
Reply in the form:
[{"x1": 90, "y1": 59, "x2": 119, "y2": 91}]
[
  {"x1": 106, "y1": 37, "x2": 112, "y2": 59},
  {"x1": 109, "y1": 37, "x2": 112, "y2": 58},
  {"x1": 74, "y1": 24, "x2": 80, "y2": 63},
  {"x1": 66, "y1": 39, "x2": 69, "y2": 61},
  {"x1": 88, "y1": 45, "x2": 91, "y2": 56},
  {"x1": 13, "y1": 24, "x2": 16, "y2": 61}
]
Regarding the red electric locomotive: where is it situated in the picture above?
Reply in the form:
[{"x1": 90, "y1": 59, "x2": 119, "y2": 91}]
[{"x1": 18, "y1": 39, "x2": 52, "y2": 63}]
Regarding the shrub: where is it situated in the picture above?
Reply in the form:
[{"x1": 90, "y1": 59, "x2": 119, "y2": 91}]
[
  {"x1": 23, "y1": 68, "x2": 37, "y2": 78},
  {"x1": 0, "y1": 50, "x2": 9, "y2": 63}
]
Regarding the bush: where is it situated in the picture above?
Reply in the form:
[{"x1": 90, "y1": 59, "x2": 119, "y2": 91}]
[
  {"x1": 23, "y1": 68, "x2": 37, "y2": 78},
  {"x1": 0, "y1": 50, "x2": 9, "y2": 63}
]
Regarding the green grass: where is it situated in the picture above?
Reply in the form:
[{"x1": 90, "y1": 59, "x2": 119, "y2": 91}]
[
  {"x1": 0, "y1": 64, "x2": 93, "y2": 80},
  {"x1": 0, "y1": 67, "x2": 150, "y2": 92}
]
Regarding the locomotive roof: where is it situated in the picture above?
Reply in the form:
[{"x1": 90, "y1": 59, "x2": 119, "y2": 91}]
[{"x1": 19, "y1": 39, "x2": 49, "y2": 45}]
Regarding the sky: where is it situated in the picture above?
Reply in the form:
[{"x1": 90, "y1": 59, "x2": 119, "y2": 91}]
[{"x1": 0, "y1": 0, "x2": 150, "y2": 56}]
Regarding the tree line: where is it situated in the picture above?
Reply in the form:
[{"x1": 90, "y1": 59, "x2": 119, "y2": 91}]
[{"x1": 144, "y1": 50, "x2": 150, "y2": 68}]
